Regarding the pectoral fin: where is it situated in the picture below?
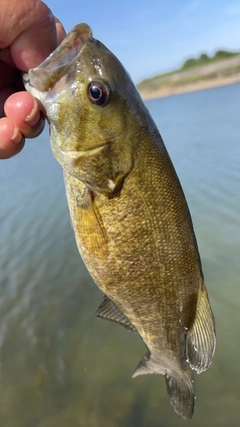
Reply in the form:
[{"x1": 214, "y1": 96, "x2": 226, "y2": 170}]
[
  {"x1": 66, "y1": 179, "x2": 108, "y2": 259},
  {"x1": 96, "y1": 295, "x2": 136, "y2": 332},
  {"x1": 186, "y1": 286, "x2": 216, "y2": 373}
]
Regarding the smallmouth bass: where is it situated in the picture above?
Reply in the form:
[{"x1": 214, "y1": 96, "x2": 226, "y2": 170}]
[{"x1": 23, "y1": 23, "x2": 216, "y2": 420}]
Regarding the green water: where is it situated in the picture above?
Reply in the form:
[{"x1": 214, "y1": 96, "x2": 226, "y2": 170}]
[{"x1": 0, "y1": 83, "x2": 239, "y2": 426}]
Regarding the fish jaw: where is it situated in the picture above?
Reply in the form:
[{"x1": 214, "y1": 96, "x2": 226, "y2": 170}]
[
  {"x1": 22, "y1": 23, "x2": 95, "y2": 125},
  {"x1": 23, "y1": 23, "x2": 93, "y2": 92}
]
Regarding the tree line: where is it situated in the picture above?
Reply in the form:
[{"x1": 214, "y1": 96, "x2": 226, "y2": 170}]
[{"x1": 182, "y1": 50, "x2": 239, "y2": 70}]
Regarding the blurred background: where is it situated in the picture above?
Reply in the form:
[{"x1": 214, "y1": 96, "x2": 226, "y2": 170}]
[
  {"x1": 46, "y1": 0, "x2": 240, "y2": 83},
  {"x1": 0, "y1": 1, "x2": 240, "y2": 426}
]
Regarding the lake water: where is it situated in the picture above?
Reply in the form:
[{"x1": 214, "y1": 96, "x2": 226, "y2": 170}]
[{"x1": 0, "y1": 83, "x2": 239, "y2": 427}]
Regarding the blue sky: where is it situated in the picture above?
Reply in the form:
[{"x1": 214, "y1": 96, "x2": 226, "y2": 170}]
[{"x1": 45, "y1": 0, "x2": 240, "y2": 83}]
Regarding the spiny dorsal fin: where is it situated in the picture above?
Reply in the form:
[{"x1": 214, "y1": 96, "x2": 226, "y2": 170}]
[
  {"x1": 165, "y1": 369, "x2": 195, "y2": 420},
  {"x1": 187, "y1": 286, "x2": 216, "y2": 373},
  {"x1": 96, "y1": 295, "x2": 136, "y2": 331}
]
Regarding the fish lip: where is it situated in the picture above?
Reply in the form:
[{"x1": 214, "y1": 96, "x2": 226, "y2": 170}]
[{"x1": 23, "y1": 23, "x2": 94, "y2": 92}]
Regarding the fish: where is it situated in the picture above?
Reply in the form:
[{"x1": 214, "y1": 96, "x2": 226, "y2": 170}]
[{"x1": 23, "y1": 23, "x2": 216, "y2": 420}]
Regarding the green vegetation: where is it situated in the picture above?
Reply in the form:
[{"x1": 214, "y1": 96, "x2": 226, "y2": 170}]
[
  {"x1": 137, "y1": 49, "x2": 240, "y2": 95},
  {"x1": 181, "y1": 50, "x2": 239, "y2": 70}
]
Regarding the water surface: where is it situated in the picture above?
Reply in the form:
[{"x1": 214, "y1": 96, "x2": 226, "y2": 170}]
[{"x1": 0, "y1": 83, "x2": 239, "y2": 426}]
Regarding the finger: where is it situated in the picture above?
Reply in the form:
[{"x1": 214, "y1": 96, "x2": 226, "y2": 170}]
[
  {"x1": 0, "y1": 1, "x2": 58, "y2": 71},
  {"x1": 0, "y1": 87, "x2": 16, "y2": 117},
  {"x1": 54, "y1": 17, "x2": 67, "y2": 45},
  {"x1": 0, "y1": 117, "x2": 25, "y2": 159},
  {"x1": 0, "y1": 61, "x2": 18, "y2": 90},
  {"x1": 0, "y1": 15, "x2": 66, "y2": 71},
  {"x1": 4, "y1": 92, "x2": 45, "y2": 138}
]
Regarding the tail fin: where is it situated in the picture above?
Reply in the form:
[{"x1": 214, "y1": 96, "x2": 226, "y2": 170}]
[
  {"x1": 165, "y1": 369, "x2": 195, "y2": 421},
  {"x1": 132, "y1": 352, "x2": 195, "y2": 420}
]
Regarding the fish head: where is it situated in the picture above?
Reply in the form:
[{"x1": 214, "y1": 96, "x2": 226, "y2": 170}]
[{"x1": 23, "y1": 23, "x2": 151, "y2": 194}]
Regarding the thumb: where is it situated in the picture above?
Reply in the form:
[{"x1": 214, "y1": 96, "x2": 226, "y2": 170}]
[{"x1": 10, "y1": 1, "x2": 58, "y2": 71}]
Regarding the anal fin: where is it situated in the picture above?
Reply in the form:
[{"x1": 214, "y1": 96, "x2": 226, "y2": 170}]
[
  {"x1": 96, "y1": 295, "x2": 136, "y2": 332},
  {"x1": 187, "y1": 286, "x2": 216, "y2": 373}
]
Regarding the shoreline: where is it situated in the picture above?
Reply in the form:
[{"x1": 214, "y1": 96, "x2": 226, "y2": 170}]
[{"x1": 139, "y1": 73, "x2": 240, "y2": 101}]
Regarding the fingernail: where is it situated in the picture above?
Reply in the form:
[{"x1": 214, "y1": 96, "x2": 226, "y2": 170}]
[
  {"x1": 25, "y1": 100, "x2": 41, "y2": 126},
  {"x1": 11, "y1": 127, "x2": 23, "y2": 145}
]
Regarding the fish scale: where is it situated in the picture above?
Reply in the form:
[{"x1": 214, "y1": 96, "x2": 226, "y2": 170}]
[{"x1": 23, "y1": 23, "x2": 216, "y2": 420}]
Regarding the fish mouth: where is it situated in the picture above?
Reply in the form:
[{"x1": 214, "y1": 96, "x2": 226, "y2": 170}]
[{"x1": 23, "y1": 23, "x2": 93, "y2": 92}]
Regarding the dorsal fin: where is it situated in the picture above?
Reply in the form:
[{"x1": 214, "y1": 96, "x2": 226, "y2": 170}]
[
  {"x1": 96, "y1": 295, "x2": 136, "y2": 331},
  {"x1": 186, "y1": 286, "x2": 216, "y2": 373}
]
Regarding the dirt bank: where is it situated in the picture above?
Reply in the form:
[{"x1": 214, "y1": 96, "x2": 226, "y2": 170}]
[{"x1": 138, "y1": 54, "x2": 240, "y2": 100}]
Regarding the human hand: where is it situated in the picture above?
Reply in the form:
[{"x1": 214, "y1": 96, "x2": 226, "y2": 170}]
[{"x1": 0, "y1": 0, "x2": 66, "y2": 159}]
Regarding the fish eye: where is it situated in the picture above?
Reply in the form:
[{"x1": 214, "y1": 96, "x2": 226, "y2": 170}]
[{"x1": 87, "y1": 81, "x2": 111, "y2": 106}]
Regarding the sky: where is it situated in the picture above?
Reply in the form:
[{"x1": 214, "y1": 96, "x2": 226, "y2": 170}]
[{"x1": 45, "y1": 0, "x2": 240, "y2": 83}]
